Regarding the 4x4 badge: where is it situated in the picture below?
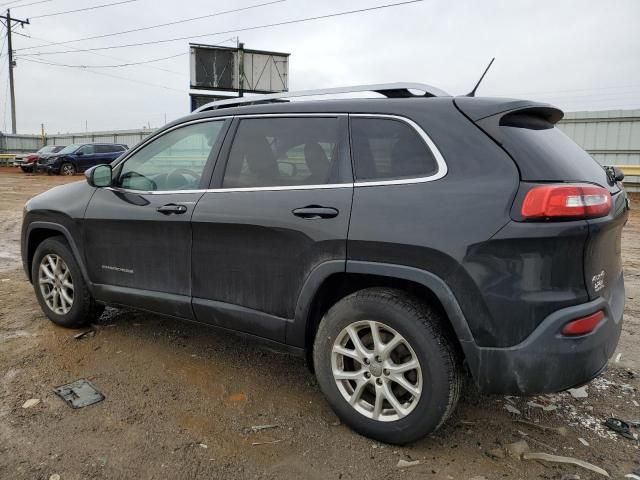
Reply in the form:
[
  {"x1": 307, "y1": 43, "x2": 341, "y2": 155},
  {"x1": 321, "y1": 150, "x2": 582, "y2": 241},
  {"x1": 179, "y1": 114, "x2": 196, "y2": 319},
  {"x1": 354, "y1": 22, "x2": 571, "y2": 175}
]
[{"x1": 592, "y1": 270, "x2": 606, "y2": 292}]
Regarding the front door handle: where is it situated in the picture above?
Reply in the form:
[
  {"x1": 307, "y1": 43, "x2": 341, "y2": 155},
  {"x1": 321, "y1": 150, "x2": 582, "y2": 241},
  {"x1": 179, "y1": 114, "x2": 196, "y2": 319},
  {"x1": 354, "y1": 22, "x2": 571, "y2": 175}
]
[
  {"x1": 292, "y1": 206, "x2": 339, "y2": 219},
  {"x1": 157, "y1": 203, "x2": 188, "y2": 215}
]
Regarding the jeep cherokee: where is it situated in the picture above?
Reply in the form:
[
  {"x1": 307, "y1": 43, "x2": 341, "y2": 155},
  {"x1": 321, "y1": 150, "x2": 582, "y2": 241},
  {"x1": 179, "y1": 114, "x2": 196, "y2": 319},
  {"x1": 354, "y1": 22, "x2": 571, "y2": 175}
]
[{"x1": 21, "y1": 83, "x2": 629, "y2": 444}]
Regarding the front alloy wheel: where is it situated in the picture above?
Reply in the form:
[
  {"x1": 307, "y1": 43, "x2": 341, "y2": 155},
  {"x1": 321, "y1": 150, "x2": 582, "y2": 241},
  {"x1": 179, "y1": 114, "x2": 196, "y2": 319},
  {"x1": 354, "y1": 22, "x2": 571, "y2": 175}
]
[
  {"x1": 38, "y1": 254, "x2": 74, "y2": 315},
  {"x1": 332, "y1": 320, "x2": 422, "y2": 421},
  {"x1": 60, "y1": 163, "x2": 75, "y2": 175}
]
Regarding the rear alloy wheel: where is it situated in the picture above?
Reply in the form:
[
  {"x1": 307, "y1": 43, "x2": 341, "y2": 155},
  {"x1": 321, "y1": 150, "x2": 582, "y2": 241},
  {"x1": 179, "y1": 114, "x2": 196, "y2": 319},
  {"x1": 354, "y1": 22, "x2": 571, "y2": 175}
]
[
  {"x1": 331, "y1": 320, "x2": 422, "y2": 421},
  {"x1": 60, "y1": 162, "x2": 76, "y2": 175},
  {"x1": 314, "y1": 288, "x2": 462, "y2": 444}
]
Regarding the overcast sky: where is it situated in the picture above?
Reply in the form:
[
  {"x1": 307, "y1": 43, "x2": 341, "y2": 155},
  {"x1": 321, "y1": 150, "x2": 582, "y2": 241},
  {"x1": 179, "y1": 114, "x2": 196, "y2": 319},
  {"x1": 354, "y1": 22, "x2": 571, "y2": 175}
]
[{"x1": 1, "y1": 0, "x2": 639, "y2": 134}]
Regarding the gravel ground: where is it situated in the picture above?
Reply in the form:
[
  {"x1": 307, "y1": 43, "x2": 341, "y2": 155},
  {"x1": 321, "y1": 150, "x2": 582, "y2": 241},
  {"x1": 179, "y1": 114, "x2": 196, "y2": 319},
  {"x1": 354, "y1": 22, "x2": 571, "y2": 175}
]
[{"x1": 0, "y1": 168, "x2": 639, "y2": 480}]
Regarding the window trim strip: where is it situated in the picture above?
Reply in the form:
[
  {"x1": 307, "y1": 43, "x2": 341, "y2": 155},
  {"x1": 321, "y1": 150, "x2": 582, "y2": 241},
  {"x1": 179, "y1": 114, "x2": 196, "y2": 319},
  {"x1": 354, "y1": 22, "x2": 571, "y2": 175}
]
[{"x1": 107, "y1": 113, "x2": 448, "y2": 195}]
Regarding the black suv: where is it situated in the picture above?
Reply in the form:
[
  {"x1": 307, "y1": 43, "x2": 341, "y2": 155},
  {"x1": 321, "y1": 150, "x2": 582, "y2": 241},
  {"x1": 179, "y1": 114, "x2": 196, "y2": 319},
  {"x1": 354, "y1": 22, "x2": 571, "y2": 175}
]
[
  {"x1": 21, "y1": 84, "x2": 628, "y2": 444},
  {"x1": 38, "y1": 142, "x2": 128, "y2": 175}
]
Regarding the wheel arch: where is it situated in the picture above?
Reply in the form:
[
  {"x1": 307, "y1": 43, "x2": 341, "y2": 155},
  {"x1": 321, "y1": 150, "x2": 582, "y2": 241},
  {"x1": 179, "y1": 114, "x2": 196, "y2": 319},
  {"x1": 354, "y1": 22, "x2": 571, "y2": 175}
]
[
  {"x1": 289, "y1": 260, "x2": 479, "y2": 371},
  {"x1": 25, "y1": 222, "x2": 92, "y2": 292}
]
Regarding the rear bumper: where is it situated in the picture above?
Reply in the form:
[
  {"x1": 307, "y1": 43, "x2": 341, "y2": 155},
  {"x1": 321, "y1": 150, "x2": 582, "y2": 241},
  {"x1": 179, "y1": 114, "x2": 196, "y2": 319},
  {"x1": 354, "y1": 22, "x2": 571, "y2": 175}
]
[{"x1": 467, "y1": 272, "x2": 624, "y2": 395}]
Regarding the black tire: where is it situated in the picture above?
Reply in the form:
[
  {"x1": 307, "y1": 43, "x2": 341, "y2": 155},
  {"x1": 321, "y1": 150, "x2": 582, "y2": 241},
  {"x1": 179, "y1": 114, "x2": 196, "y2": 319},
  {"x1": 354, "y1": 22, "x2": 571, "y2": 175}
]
[
  {"x1": 32, "y1": 237, "x2": 104, "y2": 328},
  {"x1": 313, "y1": 288, "x2": 462, "y2": 445},
  {"x1": 60, "y1": 162, "x2": 76, "y2": 176},
  {"x1": 20, "y1": 166, "x2": 33, "y2": 173}
]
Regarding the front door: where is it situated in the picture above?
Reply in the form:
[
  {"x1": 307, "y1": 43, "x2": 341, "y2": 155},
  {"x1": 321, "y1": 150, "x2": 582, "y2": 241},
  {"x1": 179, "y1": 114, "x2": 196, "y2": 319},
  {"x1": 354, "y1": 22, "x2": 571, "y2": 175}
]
[
  {"x1": 83, "y1": 118, "x2": 229, "y2": 318},
  {"x1": 191, "y1": 115, "x2": 353, "y2": 342},
  {"x1": 75, "y1": 144, "x2": 99, "y2": 172}
]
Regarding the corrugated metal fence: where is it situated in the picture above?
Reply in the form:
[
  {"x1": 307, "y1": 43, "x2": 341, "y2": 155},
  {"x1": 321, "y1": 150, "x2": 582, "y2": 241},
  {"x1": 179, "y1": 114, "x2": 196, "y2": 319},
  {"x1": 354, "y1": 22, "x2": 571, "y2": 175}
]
[
  {"x1": 0, "y1": 128, "x2": 154, "y2": 155},
  {"x1": 558, "y1": 109, "x2": 640, "y2": 190}
]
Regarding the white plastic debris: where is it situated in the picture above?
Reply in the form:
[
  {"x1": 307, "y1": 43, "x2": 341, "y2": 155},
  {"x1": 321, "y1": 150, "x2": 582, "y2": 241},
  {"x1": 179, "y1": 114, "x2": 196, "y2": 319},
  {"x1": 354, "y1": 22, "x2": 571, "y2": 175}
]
[
  {"x1": 568, "y1": 386, "x2": 588, "y2": 399},
  {"x1": 578, "y1": 437, "x2": 590, "y2": 446},
  {"x1": 396, "y1": 459, "x2": 421, "y2": 468},
  {"x1": 522, "y1": 452, "x2": 609, "y2": 477},
  {"x1": 21, "y1": 398, "x2": 40, "y2": 409},
  {"x1": 504, "y1": 404, "x2": 521, "y2": 415}
]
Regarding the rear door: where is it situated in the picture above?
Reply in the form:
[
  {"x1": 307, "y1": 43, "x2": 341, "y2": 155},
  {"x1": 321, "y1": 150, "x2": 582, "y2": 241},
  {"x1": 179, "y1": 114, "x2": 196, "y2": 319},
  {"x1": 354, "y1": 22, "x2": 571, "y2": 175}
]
[{"x1": 191, "y1": 114, "x2": 353, "y2": 342}]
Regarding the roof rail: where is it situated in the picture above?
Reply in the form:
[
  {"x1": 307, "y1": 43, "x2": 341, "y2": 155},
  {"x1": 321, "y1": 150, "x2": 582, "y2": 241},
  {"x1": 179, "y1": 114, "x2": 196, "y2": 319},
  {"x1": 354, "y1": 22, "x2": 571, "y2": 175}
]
[{"x1": 193, "y1": 83, "x2": 450, "y2": 112}]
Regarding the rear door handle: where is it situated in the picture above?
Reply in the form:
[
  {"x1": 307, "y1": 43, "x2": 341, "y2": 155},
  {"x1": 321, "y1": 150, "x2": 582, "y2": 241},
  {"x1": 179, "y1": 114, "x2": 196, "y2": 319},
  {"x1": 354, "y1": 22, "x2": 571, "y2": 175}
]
[
  {"x1": 292, "y1": 206, "x2": 339, "y2": 219},
  {"x1": 157, "y1": 203, "x2": 188, "y2": 215}
]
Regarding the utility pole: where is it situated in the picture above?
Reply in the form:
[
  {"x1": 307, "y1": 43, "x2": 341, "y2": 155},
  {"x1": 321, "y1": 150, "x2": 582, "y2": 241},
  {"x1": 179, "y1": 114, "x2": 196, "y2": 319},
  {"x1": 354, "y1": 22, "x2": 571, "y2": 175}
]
[
  {"x1": 238, "y1": 42, "x2": 244, "y2": 98},
  {"x1": 1, "y1": 9, "x2": 30, "y2": 134}
]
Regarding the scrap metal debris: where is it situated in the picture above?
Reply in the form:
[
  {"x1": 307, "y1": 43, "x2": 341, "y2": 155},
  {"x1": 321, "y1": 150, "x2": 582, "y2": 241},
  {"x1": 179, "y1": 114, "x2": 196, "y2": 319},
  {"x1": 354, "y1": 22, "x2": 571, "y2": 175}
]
[
  {"x1": 522, "y1": 452, "x2": 609, "y2": 477},
  {"x1": 604, "y1": 417, "x2": 638, "y2": 440},
  {"x1": 21, "y1": 398, "x2": 40, "y2": 408},
  {"x1": 54, "y1": 379, "x2": 104, "y2": 409},
  {"x1": 73, "y1": 330, "x2": 95, "y2": 340}
]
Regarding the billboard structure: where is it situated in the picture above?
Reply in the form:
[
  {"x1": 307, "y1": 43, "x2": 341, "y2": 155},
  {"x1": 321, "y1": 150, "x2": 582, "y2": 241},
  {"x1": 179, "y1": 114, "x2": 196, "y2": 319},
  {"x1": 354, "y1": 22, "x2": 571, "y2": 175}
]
[{"x1": 189, "y1": 43, "x2": 289, "y2": 98}]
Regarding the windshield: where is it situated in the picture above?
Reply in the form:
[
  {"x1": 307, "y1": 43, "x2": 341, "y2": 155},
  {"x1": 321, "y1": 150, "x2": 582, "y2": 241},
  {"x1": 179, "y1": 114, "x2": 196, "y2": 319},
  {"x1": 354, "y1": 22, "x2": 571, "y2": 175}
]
[
  {"x1": 37, "y1": 145, "x2": 57, "y2": 154},
  {"x1": 57, "y1": 144, "x2": 81, "y2": 155}
]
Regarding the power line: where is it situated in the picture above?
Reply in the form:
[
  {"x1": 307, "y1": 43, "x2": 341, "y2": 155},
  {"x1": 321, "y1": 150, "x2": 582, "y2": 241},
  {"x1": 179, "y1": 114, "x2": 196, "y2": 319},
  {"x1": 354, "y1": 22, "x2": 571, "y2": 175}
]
[
  {"x1": 20, "y1": 56, "x2": 186, "y2": 93},
  {"x1": 20, "y1": 0, "x2": 426, "y2": 56},
  {"x1": 8, "y1": 0, "x2": 54, "y2": 9},
  {"x1": 0, "y1": 0, "x2": 40, "y2": 7},
  {"x1": 15, "y1": 27, "x2": 187, "y2": 76},
  {"x1": 17, "y1": 0, "x2": 285, "y2": 51},
  {"x1": 18, "y1": 51, "x2": 187, "y2": 68},
  {"x1": 29, "y1": 0, "x2": 139, "y2": 20}
]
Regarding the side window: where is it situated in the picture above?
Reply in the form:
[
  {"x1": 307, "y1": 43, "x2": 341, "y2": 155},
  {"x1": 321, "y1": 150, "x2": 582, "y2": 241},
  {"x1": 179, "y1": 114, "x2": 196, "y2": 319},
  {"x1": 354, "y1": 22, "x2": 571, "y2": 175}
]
[
  {"x1": 115, "y1": 120, "x2": 225, "y2": 191},
  {"x1": 95, "y1": 145, "x2": 110, "y2": 154},
  {"x1": 222, "y1": 117, "x2": 340, "y2": 188},
  {"x1": 350, "y1": 117, "x2": 438, "y2": 181},
  {"x1": 77, "y1": 145, "x2": 95, "y2": 155}
]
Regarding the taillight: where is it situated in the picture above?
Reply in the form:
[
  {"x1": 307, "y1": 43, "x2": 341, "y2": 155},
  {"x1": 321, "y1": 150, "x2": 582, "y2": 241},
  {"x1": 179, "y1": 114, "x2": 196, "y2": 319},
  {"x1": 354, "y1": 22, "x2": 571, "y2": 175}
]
[
  {"x1": 561, "y1": 310, "x2": 604, "y2": 336},
  {"x1": 521, "y1": 184, "x2": 611, "y2": 220}
]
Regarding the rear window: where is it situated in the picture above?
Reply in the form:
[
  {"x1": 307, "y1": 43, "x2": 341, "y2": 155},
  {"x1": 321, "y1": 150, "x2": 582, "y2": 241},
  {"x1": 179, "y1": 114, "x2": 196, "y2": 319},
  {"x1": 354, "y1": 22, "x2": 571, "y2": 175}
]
[
  {"x1": 350, "y1": 117, "x2": 437, "y2": 182},
  {"x1": 493, "y1": 112, "x2": 610, "y2": 187}
]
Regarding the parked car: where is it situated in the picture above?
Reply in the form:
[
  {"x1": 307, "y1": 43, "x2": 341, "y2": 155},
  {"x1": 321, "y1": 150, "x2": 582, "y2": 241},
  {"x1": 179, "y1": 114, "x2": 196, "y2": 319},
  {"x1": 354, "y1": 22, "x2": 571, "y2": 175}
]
[
  {"x1": 13, "y1": 145, "x2": 66, "y2": 173},
  {"x1": 37, "y1": 143, "x2": 128, "y2": 175},
  {"x1": 20, "y1": 84, "x2": 629, "y2": 444}
]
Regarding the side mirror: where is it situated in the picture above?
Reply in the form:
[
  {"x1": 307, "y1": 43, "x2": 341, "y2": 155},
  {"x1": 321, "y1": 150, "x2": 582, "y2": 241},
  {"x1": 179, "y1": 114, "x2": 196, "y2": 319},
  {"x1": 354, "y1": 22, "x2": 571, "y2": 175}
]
[
  {"x1": 86, "y1": 164, "x2": 112, "y2": 188},
  {"x1": 76, "y1": 151, "x2": 84, "y2": 156}
]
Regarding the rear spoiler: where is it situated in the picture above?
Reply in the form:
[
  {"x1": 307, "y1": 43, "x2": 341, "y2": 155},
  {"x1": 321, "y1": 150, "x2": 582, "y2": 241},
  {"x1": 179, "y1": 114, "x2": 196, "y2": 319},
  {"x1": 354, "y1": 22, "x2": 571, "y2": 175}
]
[{"x1": 454, "y1": 97, "x2": 563, "y2": 124}]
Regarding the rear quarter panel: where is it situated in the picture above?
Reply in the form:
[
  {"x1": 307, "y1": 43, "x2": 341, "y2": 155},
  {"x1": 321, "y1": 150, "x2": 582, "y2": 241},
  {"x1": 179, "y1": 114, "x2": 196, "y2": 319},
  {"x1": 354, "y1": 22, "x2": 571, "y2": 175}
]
[{"x1": 347, "y1": 100, "x2": 522, "y2": 346}]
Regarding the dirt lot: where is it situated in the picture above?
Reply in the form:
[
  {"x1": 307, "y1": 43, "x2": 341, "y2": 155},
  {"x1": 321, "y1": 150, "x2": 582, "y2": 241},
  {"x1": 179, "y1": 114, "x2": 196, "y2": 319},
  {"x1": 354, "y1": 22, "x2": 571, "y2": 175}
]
[{"x1": 0, "y1": 167, "x2": 639, "y2": 480}]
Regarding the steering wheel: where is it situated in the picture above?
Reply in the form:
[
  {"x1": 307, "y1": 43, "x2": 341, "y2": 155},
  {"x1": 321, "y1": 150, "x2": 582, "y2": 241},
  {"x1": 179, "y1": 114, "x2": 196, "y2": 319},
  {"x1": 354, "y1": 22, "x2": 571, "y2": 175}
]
[
  {"x1": 119, "y1": 171, "x2": 157, "y2": 191},
  {"x1": 167, "y1": 168, "x2": 201, "y2": 189}
]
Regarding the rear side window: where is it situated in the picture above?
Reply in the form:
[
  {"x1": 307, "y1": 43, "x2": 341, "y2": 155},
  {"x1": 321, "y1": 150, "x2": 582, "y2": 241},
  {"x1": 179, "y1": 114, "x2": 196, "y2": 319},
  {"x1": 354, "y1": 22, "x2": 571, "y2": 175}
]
[
  {"x1": 488, "y1": 112, "x2": 611, "y2": 187},
  {"x1": 95, "y1": 145, "x2": 111, "y2": 153},
  {"x1": 350, "y1": 117, "x2": 437, "y2": 181},
  {"x1": 223, "y1": 117, "x2": 341, "y2": 188}
]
